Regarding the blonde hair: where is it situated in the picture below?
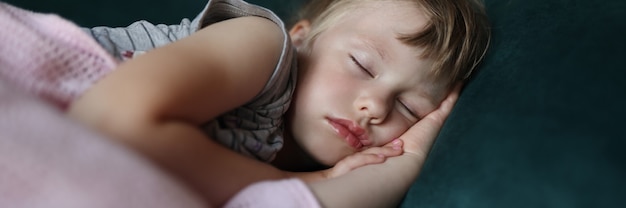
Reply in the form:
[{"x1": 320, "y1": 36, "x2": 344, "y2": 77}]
[{"x1": 293, "y1": 0, "x2": 491, "y2": 87}]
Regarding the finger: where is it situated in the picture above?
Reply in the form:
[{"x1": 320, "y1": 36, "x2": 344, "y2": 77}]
[
  {"x1": 428, "y1": 83, "x2": 462, "y2": 123},
  {"x1": 329, "y1": 154, "x2": 386, "y2": 178},
  {"x1": 399, "y1": 83, "x2": 463, "y2": 155},
  {"x1": 381, "y1": 139, "x2": 403, "y2": 148},
  {"x1": 403, "y1": 83, "x2": 461, "y2": 137},
  {"x1": 361, "y1": 140, "x2": 403, "y2": 157},
  {"x1": 340, "y1": 154, "x2": 386, "y2": 167},
  {"x1": 415, "y1": 83, "x2": 461, "y2": 130}
]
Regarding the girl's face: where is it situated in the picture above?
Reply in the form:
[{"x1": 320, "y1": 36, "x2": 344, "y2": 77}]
[{"x1": 287, "y1": 1, "x2": 448, "y2": 165}]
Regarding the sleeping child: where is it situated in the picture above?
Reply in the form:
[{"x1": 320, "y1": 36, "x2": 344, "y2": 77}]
[{"x1": 0, "y1": 0, "x2": 490, "y2": 207}]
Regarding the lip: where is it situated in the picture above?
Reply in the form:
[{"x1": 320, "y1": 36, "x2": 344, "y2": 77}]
[{"x1": 327, "y1": 117, "x2": 371, "y2": 149}]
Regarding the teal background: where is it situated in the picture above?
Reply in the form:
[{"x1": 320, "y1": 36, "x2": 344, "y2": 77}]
[
  {"x1": 5, "y1": 0, "x2": 625, "y2": 207},
  {"x1": 403, "y1": 0, "x2": 626, "y2": 207},
  {"x1": 5, "y1": 0, "x2": 303, "y2": 27}
]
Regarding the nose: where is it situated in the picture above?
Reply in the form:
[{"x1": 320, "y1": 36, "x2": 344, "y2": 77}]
[{"x1": 355, "y1": 90, "x2": 392, "y2": 125}]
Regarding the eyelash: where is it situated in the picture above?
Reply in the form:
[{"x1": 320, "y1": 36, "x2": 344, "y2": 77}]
[
  {"x1": 350, "y1": 55, "x2": 418, "y2": 120},
  {"x1": 399, "y1": 100, "x2": 419, "y2": 119},
  {"x1": 350, "y1": 55, "x2": 375, "y2": 78}
]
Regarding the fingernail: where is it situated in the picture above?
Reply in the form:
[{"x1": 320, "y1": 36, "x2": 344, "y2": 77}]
[
  {"x1": 393, "y1": 146, "x2": 401, "y2": 150},
  {"x1": 378, "y1": 154, "x2": 385, "y2": 158},
  {"x1": 392, "y1": 139, "x2": 401, "y2": 146}
]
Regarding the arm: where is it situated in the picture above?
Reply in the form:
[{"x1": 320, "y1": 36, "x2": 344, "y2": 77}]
[
  {"x1": 308, "y1": 85, "x2": 462, "y2": 207},
  {"x1": 290, "y1": 140, "x2": 404, "y2": 183},
  {"x1": 68, "y1": 16, "x2": 287, "y2": 207}
]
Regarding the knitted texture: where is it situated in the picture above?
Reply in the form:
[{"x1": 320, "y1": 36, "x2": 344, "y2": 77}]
[
  {"x1": 224, "y1": 178, "x2": 321, "y2": 208},
  {"x1": 0, "y1": 3, "x2": 116, "y2": 110}
]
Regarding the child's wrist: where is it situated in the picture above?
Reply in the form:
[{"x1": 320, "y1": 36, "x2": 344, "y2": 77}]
[{"x1": 285, "y1": 170, "x2": 327, "y2": 183}]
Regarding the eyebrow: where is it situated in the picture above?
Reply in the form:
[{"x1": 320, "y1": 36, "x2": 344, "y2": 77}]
[{"x1": 360, "y1": 38, "x2": 388, "y2": 62}]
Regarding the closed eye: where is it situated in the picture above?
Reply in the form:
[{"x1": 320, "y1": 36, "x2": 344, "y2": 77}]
[
  {"x1": 350, "y1": 55, "x2": 375, "y2": 78},
  {"x1": 398, "y1": 100, "x2": 419, "y2": 121}
]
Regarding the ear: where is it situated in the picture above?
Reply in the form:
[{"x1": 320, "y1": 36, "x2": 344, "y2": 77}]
[{"x1": 289, "y1": 20, "x2": 311, "y2": 48}]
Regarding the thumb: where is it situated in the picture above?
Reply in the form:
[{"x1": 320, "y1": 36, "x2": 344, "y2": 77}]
[{"x1": 399, "y1": 83, "x2": 462, "y2": 157}]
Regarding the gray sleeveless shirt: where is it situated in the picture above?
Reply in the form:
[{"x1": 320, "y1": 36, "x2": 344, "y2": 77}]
[{"x1": 84, "y1": 0, "x2": 297, "y2": 162}]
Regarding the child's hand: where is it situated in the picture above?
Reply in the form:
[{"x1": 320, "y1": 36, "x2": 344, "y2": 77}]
[
  {"x1": 322, "y1": 139, "x2": 403, "y2": 179},
  {"x1": 399, "y1": 84, "x2": 461, "y2": 158}
]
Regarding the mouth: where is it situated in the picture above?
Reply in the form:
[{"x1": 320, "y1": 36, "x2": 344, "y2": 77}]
[{"x1": 326, "y1": 117, "x2": 371, "y2": 149}]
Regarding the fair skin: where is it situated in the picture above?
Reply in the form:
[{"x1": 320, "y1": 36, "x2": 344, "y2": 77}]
[
  {"x1": 310, "y1": 84, "x2": 460, "y2": 207},
  {"x1": 285, "y1": 1, "x2": 447, "y2": 167},
  {"x1": 69, "y1": 16, "x2": 290, "y2": 206},
  {"x1": 68, "y1": 1, "x2": 452, "y2": 207}
]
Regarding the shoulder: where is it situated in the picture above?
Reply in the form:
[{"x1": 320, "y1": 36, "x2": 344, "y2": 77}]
[
  {"x1": 191, "y1": 15, "x2": 284, "y2": 73},
  {"x1": 191, "y1": 0, "x2": 290, "y2": 79},
  {"x1": 191, "y1": 0, "x2": 298, "y2": 106},
  {"x1": 70, "y1": 15, "x2": 285, "y2": 127},
  {"x1": 146, "y1": 16, "x2": 285, "y2": 123},
  {"x1": 196, "y1": 0, "x2": 287, "y2": 30}
]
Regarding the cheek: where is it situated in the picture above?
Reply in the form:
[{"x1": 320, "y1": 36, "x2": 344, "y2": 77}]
[
  {"x1": 375, "y1": 113, "x2": 413, "y2": 145},
  {"x1": 300, "y1": 69, "x2": 358, "y2": 104}
]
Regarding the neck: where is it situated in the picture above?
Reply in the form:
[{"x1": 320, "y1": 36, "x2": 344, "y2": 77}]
[{"x1": 271, "y1": 132, "x2": 328, "y2": 172}]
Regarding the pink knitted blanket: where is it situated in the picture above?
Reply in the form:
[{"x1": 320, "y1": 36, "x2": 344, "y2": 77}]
[{"x1": 0, "y1": 3, "x2": 116, "y2": 110}]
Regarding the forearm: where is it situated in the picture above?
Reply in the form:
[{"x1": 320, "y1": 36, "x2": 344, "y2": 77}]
[
  {"x1": 288, "y1": 171, "x2": 327, "y2": 183},
  {"x1": 308, "y1": 153, "x2": 422, "y2": 208},
  {"x1": 135, "y1": 122, "x2": 290, "y2": 206},
  {"x1": 69, "y1": 110, "x2": 288, "y2": 206}
]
